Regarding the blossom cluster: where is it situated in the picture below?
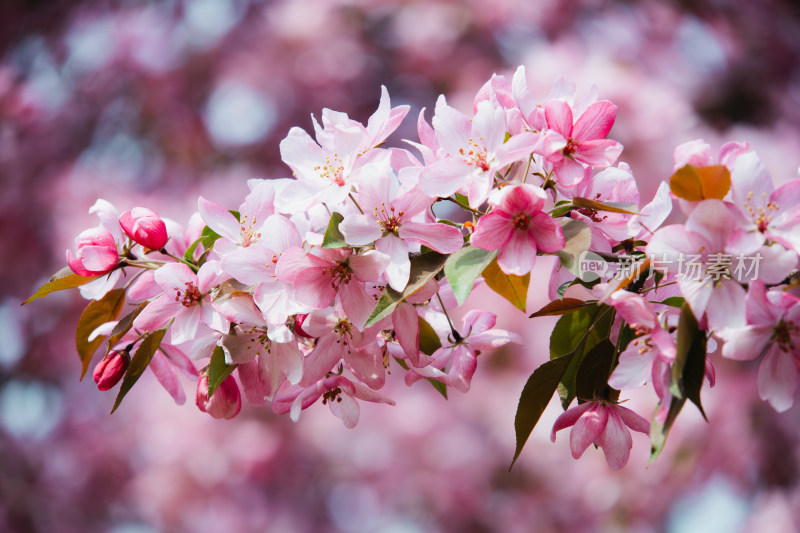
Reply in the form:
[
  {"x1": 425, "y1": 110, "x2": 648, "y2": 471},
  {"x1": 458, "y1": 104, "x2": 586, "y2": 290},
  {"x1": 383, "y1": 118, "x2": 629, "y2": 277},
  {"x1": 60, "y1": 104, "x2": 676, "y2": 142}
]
[{"x1": 30, "y1": 67, "x2": 800, "y2": 470}]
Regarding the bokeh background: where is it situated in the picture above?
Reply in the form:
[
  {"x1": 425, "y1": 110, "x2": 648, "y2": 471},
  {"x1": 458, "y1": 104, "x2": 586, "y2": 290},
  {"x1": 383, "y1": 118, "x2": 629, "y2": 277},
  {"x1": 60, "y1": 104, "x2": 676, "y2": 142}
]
[{"x1": 3, "y1": 1, "x2": 800, "y2": 531}]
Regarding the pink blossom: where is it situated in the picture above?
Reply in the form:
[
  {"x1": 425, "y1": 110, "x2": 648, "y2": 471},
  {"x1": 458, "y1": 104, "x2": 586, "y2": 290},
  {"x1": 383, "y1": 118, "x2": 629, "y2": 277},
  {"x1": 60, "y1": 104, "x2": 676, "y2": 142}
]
[
  {"x1": 195, "y1": 373, "x2": 241, "y2": 419},
  {"x1": 66, "y1": 227, "x2": 119, "y2": 277},
  {"x1": 118, "y1": 207, "x2": 168, "y2": 250},
  {"x1": 542, "y1": 99, "x2": 623, "y2": 187},
  {"x1": 405, "y1": 309, "x2": 522, "y2": 393},
  {"x1": 550, "y1": 401, "x2": 650, "y2": 470},
  {"x1": 470, "y1": 184, "x2": 564, "y2": 275},
  {"x1": 720, "y1": 281, "x2": 800, "y2": 412},
  {"x1": 133, "y1": 262, "x2": 230, "y2": 345}
]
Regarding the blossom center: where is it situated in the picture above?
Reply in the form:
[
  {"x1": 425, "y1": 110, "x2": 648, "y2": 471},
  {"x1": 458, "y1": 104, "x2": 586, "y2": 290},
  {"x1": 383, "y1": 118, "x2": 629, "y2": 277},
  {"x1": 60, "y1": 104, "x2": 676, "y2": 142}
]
[
  {"x1": 314, "y1": 153, "x2": 346, "y2": 186},
  {"x1": 743, "y1": 191, "x2": 779, "y2": 233},
  {"x1": 239, "y1": 214, "x2": 261, "y2": 247},
  {"x1": 774, "y1": 320, "x2": 797, "y2": 352},
  {"x1": 374, "y1": 203, "x2": 404, "y2": 234},
  {"x1": 512, "y1": 213, "x2": 531, "y2": 230},
  {"x1": 324, "y1": 262, "x2": 353, "y2": 287},
  {"x1": 562, "y1": 137, "x2": 578, "y2": 157},
  {"x1": 174, "y1": 281, "x2": 202, "y2": 308},
  {"x1": 322, "y1": 386, "x2": 343, "y2": 404},
  {"x1": 459, "y1": 138, "x2": 490, "y2": 171}
]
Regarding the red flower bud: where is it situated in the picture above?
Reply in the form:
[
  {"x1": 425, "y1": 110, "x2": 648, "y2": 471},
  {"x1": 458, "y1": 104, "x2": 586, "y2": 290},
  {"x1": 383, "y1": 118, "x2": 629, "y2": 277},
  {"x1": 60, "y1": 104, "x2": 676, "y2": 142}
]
[
  {"x1": 196, "y1": 374, "x2": 241, "y2": 419},
  {"x1": 66, "y1": 227, "x2": 118, "y2": 276},
  {"x1": 93, "y1": 351, "x2": 130, "y2": 391},
  {"x1": 294, "y1": 313, "x2": 314, "y2": 339},
  {"x1": 119, "y1": 207, "x2": 169, "y2": 250}
]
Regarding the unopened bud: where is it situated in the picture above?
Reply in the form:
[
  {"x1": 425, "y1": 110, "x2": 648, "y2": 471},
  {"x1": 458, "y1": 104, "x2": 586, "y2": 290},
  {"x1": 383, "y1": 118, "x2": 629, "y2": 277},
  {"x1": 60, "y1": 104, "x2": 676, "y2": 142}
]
[
  {"x1": 294, "y1": 313, "x2": 314, "y2": 339},
  {"x1": 119, "y1": 207, "x2": 169, "y2": 250},
  {"x1": 93, "y1": 350, "x2": 130, "y2": 391},
  {"x1": 196, "y1": 374, "x2": 241, "y2": 419}
]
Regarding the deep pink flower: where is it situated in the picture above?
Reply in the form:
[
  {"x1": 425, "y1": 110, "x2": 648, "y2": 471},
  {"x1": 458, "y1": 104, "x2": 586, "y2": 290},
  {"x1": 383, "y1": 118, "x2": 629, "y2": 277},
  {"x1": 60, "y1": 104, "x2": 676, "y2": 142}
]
[
  {"x1": 92, "y1": 350, "x2": 130, "y2": 391},
  {"x1": 196, "y1": 373, "x2": 241, "y2": 419},
  {"x1": 66, "y1": 227, "x2": 119, "y2": 277},
  {"x1": 470, "y1": 184, "x2": 564, "y2": 275},
  {"x1": 119, "y1": 207, "x2": 168, "y2": 250},
  {"x1": 543, "y1": 99, "x2": 623, "y2": 187},
  {"x1": 551, "y1": 401, "x2": 650, "y2": 470}
]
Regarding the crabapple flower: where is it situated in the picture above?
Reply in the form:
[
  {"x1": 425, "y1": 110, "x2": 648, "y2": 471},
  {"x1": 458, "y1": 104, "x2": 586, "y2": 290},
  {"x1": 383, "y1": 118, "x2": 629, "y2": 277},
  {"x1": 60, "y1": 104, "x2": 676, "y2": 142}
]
[
  {"x1": 720, "y1": 281, "x2": 800, "y2": 412},
  {"x1": 118, "y1": 207, "x2": 168, "y2": 250},
  {"x1": 419, "y1": 97, "x2": 544, "y2": 207},
  {"x1": 339, "y1": 164, "x2": 462, "y2": 291},
  {"x1": 196, "y1": 373, "x2": 241, "y2": 419},
  {"x1": 550, "y1": 401, "x2": 650, "y2": 470},
  {"x1": 543, "y1": 99, "x2": 623, "y2": 187},
  {"x1": 133, "y1": 262, "x2": 230, "y2": 345},
  {"x1": 273, "y1": 375, "x2": 395, "y2": 428},
  {"x1": 66, "y1": 227, "x2": 119, "y2": 276},
  {"x1": 92, "y1": 350, "x2": 130, "y2": 391},
  {"x1": 470, "y1": 183, "x2": 564, "y2": 275},
  {"x1": 405, "y1": 309, "x2": 522, "y2": 393}
]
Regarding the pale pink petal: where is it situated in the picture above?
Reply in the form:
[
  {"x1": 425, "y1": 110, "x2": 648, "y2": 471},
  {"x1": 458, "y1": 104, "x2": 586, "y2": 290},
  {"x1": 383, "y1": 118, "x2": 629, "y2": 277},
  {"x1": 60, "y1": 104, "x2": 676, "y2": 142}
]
[
  {"x1": 154, "y1": 263, "x2": 196, "y2": 292},
  {"x1": 376, "y1": 234, "x2": 411, "y2": 292},
  {"x1": 171, "y1": 306, "x2": 201, "y2": 345},
  {"x1": 572, "y1": 101, "x2": 616, "y2": 142},
  {"x1": 133, "y1": 295, "x2": 175, "y2": 333},
  {"x1": 758, "y1": 345, "x2": 798, "y2": 412},
  {"x1": 570, "y1": 404, "x2": 608, "y2": 459},
  {"x1": 160, "y1": 345, "x2": 198, "y2": 378},
  {"x1": 399, "y1": 221, "x2": 463, "y2": 254},
  {"x1": 197, "y1": 196, "x2": 241, "y2": 244},
  {"x1": 497, "y1": 230, "x2": 537, "y2": 275},
  {"x1": 528, "y1": 212, "x2": 565, "y2": 253},
  {"x1": 346, "y1": 346, "x2": 385, "y2": 390},
  {"x1": 339, "y1": 214, "x2": 382, "y2": 246},
  {"x1": 293, "y1": 268, "x2": 337, "y2": 309},
  {"x1": 446, "y1": 345, "x2": 477, "y2": 393},
  {"x1": 393, "y1": 301, "x2": 421, "y2": 366},
  {"x1": 608, "y1": 342, "x2": 656, "y2": 390},
  {"x1": 706, "y1": 281, "x2": 747, "y2": 330},
  {"x1": 338, "y1": 282, "x2": 374, "y2": 331},
  {"x1": 574, "y1": 139, "x2": 623, "y2": 167},
  {"x1": 349, "y1": 250, "x2": 391, "y2": 283},
  {"x1": 149, "y1": 351, "x2": 186, "y2": 405},
  {"x1": 418, "y1": 158, "x2": 472, "y2": 198},
  {"x1": 471, "y1": 212, "x2": 514, "y2": 251},
  {"x1": 754, "y1": 244, "x2": 798, "y2": 284},
  {"x1": 720, "y1": 325, "x2": 772, "y2": 361},
  {"x1": 615, "y1": 405, "x2": 650, "y2": 434},
  {"x1": 544, "y1": 100, "x2": 574, "y2": 138},
  {"x1": 330, "y1": 391, "x2": 360, "y2": 428},
  {"x1": 597, "y1": 409, "x2": 633, "y2": 470},
  {"x1": 554, "y1": 157, "x2": 589, "y2": 187},
  {"x1": 462, "y1": 309, "x2": 497, "y2": 335},
  {"x1": 299, "y1": 335, "x2": 344, "y2": 387},
  {"x1": 473, "y1": 100, "x2": 507, "y2": 153},
  {"x1": 432, "y1": 100, "x2": 471, "y2": 156},
  {"x1": 550, "y1": 402, "x2": 593, "y2": 441},
  {"x1": 237, "y1": 360, "x2": 269, "y2": 406}
]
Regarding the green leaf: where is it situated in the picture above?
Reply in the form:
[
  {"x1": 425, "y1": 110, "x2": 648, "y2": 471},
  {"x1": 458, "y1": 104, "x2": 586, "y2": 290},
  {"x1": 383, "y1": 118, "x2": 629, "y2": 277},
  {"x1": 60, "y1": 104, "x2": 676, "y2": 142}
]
[
  {"x1": 183, "y1": 237, "x2": 202, "y2": 262},
  {"x1": 555, "y1": 218, "x2": 592, "y2": 275},
  {"x1": 207, "y1": 345, "x2": 238, "y2": 398},
  {"x1": 418, "y1": 316, "x2": 442, "y2": 356},
  {"x1": 655, "y1": 296, "x2": 685, "y2": 308},
  {"x1": 529, "y1": 298, "x2": 593, "y2": 318},
  {"x1": 444, "y1": 246, "x2": 498, "y2": 306},
  {"x1": 199, "y1": 225, "x2": 221, "y2": 252},
  {"x1": 393, "y1": 356, "x2": 447, "y2": 399},
  {"x1": 111, "y1": 328, "x2": 167, "y2": 413},
  {"x1": 550, "y1": 304, "x2": 614, "y2": 409},
  {"x1": 322, "y1": 212, "x2": 348, "y2": 249},
  {"x1": 572, "y1": 197, "x2": 640, "y2": 215},
  {"x1": 454, "y1": 193, "x2": 470, "y2": 206},
  {"x1": 510, "y1": 353, "x2": 575, "y2": 469},
  {"x1": 669, "y1": 303, "x2": 708, "y2": 419},
  {"x1": 23, "y1": 267, "x2": 101, "y2": 304},
  {"x1": 76, "y1": 289, "x2": 127, "y2": 380},
  {"x1": 575, "y1": 339, "x2": 617, "y2": 403},
  {"x1": 649, "y1": 395, "x2": 686, "y2": 463},
  {"x1": 481, "y1": 258, "x2": 529, "y2": 312},
  {"x1": 365, "y1": 252, "x2": 448, "y2": 327},
  {"x1": 105, "y1": 301, "x2": 149, "y2": 355}
]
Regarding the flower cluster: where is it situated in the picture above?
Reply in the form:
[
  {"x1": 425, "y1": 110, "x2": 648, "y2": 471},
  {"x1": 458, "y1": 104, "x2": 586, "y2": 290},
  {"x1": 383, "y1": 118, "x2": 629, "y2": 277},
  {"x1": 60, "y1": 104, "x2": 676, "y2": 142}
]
[{"x1": 29, "y1": 68, "x2": 800, "y2": 469}]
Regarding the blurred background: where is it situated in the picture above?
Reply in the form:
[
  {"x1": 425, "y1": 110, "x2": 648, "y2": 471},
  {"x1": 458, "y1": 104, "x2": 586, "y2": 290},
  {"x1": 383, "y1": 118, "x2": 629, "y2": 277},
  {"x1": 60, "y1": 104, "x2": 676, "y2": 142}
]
[{"x1": 3, "y1": 0, "x2": 800, "y2": 531}]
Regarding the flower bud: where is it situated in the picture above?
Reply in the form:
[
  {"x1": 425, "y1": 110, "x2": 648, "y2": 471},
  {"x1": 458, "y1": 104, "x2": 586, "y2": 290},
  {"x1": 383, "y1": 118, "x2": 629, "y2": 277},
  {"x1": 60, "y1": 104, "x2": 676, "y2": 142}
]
[
  {"x1": 66, "y1": 227, "x2": 118, "y2": 276},
  {"x1": 294, "y1": 313, "x2": 314, "y2": 339},
  {"x1": 196, "y1": 374, "x2": 241, "y2": 419},
  {"x1": 93, "y1": 350, "x2": 130, "y2": 391},
  {"x1": 119, "y1": 207, "x2": 169, "y2": 250}
]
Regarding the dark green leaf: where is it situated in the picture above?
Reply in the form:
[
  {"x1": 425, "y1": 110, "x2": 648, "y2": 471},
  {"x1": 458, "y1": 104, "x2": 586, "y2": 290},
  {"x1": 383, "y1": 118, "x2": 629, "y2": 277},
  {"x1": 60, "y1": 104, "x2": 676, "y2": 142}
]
[
  {"x1": 555, "y1": 219, "x2": 592, "y2": 275},
  {"x1": 510, "y1": 353, "x2": 575, "y2": 469},
  {"x1": 418, "y1": 316, "x2": 442, "y2": 356},
  {"x1": 111, "y1": 328, "x2": 167, "y2": 413},
  {"x1": 76, "y1": 289, "x2": 127, "y2": 380},
  {"x1": 105, "y1": 301, "x2": 148, "y2": 355},
  {"x1": 444, "y1": 246, "x2": 497, "y2": 305},
  {"x1": 183, "y1": 237, "x2": 202, "y2": 262},
  {"x1": 575, "y1": 339, "x2": 617, "y2": 403},
  {"x1": 655, "y1": 296, "x2": 685, "y2": 308},
  {"x1": 482, "y1": 258, "x2": 529, "y2": 312},
  {"x1": 365, "y1": 252, "x2": 448, "y2": 327},
  {"x1": 550, "y1": 304, "x2": 614, "y2": 409},
  {"x1": 322, "y1": 212, "x2": 348, "y2": 249},
  {"x1": 23, "y1": 268, "x2": 101, "y2": 304},
  {"x1": 670, "y1": 303, "x2": 707, "y2": 419},
  {"x1": 530, "y1": 298, "x2": 593, "y2": 318},
  {"x1": 207, "y1": 345, "x2": 238, "y2": 398}
]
